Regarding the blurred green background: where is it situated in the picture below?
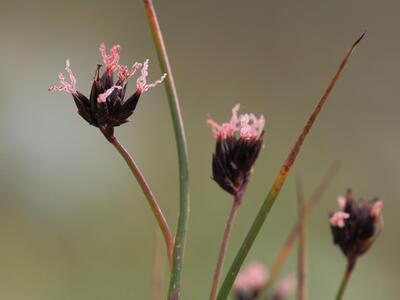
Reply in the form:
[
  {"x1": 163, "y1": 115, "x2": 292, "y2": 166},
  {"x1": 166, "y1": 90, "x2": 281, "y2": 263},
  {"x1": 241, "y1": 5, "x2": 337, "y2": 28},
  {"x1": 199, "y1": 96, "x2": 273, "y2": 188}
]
[{"x1": 0, "y1": 0, "x2": 398, "y2": 299}]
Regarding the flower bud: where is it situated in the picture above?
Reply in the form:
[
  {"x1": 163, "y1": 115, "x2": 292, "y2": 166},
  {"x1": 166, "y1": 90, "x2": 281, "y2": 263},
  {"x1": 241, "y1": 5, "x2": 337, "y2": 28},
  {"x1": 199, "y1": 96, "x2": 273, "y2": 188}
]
[
  {"x1": 208, "y1": 105, "x2": 265, "y2": 198},
  {"x1": 271, "y1": 274, "x2": 296, "y2": 300},
  {"x1": 233, "y1": 262, "x2": 268, "y2": 300},
  {"x1": 329, "y1": 189, "x2": 383, "y2": 261},
  {"x1": 49, "y1": 43, "x2": 166, "y2": 139},
  {"x1": 233, "y1": 262, "x2": 296, "y2": 300}
]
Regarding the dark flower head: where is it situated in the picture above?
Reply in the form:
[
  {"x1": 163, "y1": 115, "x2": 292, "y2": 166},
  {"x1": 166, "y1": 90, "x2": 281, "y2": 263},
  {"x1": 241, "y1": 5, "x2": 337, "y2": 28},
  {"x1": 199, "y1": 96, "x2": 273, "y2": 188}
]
[
  {"x1": 49, "y1": 43, "x2": 166, "y2": 139},
  {"x1": 208, "y1": 105, "x2": 265, "y2": 198},
  {"x1": 329, "y1": 189, "x2": 383, "y2": 261},
  {"x1": 233, "y1": 262, "x2": 296, "y2": 300}
]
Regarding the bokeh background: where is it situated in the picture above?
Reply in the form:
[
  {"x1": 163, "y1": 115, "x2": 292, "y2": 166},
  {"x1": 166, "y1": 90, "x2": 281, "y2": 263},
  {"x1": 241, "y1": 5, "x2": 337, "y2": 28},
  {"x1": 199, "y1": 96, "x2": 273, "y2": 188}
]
[{"x1": 0, "y1": 0, "x2": 398, "y2": 299}]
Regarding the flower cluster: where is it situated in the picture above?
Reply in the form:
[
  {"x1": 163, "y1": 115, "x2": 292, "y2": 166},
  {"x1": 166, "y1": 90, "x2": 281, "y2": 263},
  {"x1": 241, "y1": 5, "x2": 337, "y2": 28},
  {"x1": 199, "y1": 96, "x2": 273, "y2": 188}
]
[
  {"x1": 207, "y1": 105, "x2": 265, "y2": 198},
  {"x1": 329, "y1": 189, "x2": 383, "y2": 261},
  {"x1": 49, "y1": 43, "x2": 166, "y2": 139},
  {"x1": 233, "y1": 262, "x2": 295, "y2": 300}
]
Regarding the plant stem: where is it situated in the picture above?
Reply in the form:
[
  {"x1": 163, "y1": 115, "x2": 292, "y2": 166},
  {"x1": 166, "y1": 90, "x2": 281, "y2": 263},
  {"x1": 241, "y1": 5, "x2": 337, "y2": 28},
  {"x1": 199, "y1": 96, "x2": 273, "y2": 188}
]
[
  {"x1": 209, "y1": 196, "x2": 242, "y2": 300},
  {"x1": 216, "y1": 33, "x2": 365, "y2": 300},
  {"x1": 268, "y1": 163, "x2": 339, "y2": 288},
  {"x1": 143, "y1": 1, "x2": 190, "y2": 299},
  {"x1": 296, "y1": 178, "x2": 307, "y2": 300},
  {"x1": 335, "y1": 258, "x2": 357, "y2": 300},
  {"x1": 104, "y1": 132, "x2": 173, "y2": 266}
]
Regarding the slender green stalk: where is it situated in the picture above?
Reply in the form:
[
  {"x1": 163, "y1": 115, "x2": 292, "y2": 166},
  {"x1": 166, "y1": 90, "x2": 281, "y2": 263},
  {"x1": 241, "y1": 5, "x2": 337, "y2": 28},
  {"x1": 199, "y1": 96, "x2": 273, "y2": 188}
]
[
  {"x1": 217, "y1": 33, "x2": 365, "y2": 300},
  {"x1": 104, "y1": 132, "x2": 173, "y2": 266},
  {"x1": 261, "y1": 163, "x2": 339, "y2": 298},
  {"x1": 209, "y1": 196, "x2": 242, "y2": 300},
  {"x1": 335, "y1": 258, "x2": 357, "y2": 300},
  {"x1": 143, "y1": 1, "x2": 190, "y2": 299},
  {"x1": 296, "y1": 178, "x2": 307, "y2": 300}
]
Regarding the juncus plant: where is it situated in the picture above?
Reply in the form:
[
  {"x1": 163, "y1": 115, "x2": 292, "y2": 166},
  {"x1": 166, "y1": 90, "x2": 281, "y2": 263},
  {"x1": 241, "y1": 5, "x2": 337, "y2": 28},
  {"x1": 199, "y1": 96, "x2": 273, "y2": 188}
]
[{"x1": 48, "y1": 2, "x2": 382, "y2": 300}]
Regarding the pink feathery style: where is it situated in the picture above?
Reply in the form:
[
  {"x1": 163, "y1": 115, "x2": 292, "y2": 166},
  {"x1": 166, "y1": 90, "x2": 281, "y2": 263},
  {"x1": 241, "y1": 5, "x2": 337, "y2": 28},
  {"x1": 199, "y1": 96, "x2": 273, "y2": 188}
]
[
  {"x1": 207, "y1": 105, "x2": 265, "y2": 198},
  {"x1": 49, "y1": 43, "x2": 166, "y2": 139},
  {"x1": 329, "y1": 189, "x2": 383, "y2": 260},
  {"x1": 329, "y1": 211, "x2": 350, "y2": 228}
]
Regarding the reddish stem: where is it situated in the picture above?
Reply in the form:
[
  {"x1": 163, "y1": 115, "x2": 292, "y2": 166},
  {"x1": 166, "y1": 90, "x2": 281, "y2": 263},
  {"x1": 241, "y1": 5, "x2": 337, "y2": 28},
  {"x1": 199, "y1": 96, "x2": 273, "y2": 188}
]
[
  {"x1": 296, "y1": 178, "x2": 307, "y2": 300},
  {"x1": 103, "y1": 131, "x2": 174, "y2": 266},
  {"x1": 263, "y1": 163, "x2": 339, "y2": 296},
  {"x1": 209, "y1": 195, "x2": 242, "y2": 300}
]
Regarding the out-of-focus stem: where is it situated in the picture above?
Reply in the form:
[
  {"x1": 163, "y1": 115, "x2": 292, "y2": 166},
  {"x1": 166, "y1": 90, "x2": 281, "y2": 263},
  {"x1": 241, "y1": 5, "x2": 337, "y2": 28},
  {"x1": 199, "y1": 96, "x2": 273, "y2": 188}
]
[
  {"x1": 209, "y1": 196, "x2": 242, "y2": 300},
  {"x1": 335, "y1": 258, "x2": 357, "y2": 300},
  {"x1": 104, "y1": 132, "x2": 173, "y2": 266},
  {"x1": 143, "y1": 1, "x2": 190, "y2": 299},
  {"x1": 217, "y1": 33, "x2": 365, "y2": 300},
  {"x1": 152, "y1": 230, "x2": 164, "y2": 300},
  {"x1": 296, "y1": 178, "x2": 307, "y2": 300},
  {"x1": 273, "y1": 164, "x2": 338, "y2": 281},
  {"x1": 260, "y1": 163, "x2": 339, "y2": 298}
]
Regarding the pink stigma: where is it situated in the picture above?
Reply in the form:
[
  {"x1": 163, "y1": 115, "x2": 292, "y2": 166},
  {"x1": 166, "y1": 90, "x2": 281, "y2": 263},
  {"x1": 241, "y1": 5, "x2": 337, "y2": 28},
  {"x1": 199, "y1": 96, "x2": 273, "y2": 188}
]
[
  {"x1": 99, "y1": 43, "x2": 121, "y2": 72},
  {"x1": 97, "y1": 85, "x2": 122, "y2": 103},
  {"x1": 330, "y1": 211, "x2": 350, "y2": 228},
  {"x1": 371, "y1": 201, "x2": 383, "y2": 219},
  {"x1": 49, "y1": 60, "x2": 77, "y2": 95},
  {"x1": 233, "y1": 262, "x2": 268, "y2": 292},
  {"x1": 136, "y1": 59, "x2": 167, "y2": 93},
  {"x1": 337, "y1": 196, "x2": 346, "y2": 209},
  {"x1": 207, "y1": 104, "x2": 265, "y2": 140},
  {"x1": 118, "y1": 62, "x2": 142, "y2": 82}
]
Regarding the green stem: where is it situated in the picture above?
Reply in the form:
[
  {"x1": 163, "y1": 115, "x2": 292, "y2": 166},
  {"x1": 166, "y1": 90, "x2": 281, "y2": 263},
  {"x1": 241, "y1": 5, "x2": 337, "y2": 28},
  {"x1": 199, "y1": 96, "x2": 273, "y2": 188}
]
[
  {"x1": 104, "y1": 132, "x2": 174, "y2": 267},
  {"x1": 335, "y1": 258, "x2": 356, "y2": 300},
  {"x1": 216, "y1": 33, "x2": 365, "y2": 300},
  {"x1": 209, "y1": 196, "x2": 242, "y2": 300},
  {"x1": 143, "y1": 1, "x2": 190, "y2": 299}
]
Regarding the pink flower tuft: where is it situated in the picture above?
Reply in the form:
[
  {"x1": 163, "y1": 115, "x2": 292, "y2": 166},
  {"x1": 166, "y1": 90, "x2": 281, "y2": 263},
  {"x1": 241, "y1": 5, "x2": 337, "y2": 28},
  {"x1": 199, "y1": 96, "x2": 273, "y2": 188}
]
[
  {"x1": 330, "y1": 189, "x2": 384, "y2": 259},
  {"x1": 337, "y1": 196, "x2": 346, "y2": 209},
  {"x1": 99, "y1": 43, "x2": 121, "y2": 72},
  {"x1": 118, "y1": 62, "x2": 142, "y2": 82},
  {"x1": 49, "y1": 60, "x2": 77, "y2": 95},
  {"x1": 207, "y1": 104, "x2": 265, "y2": 140},
  {"x1": 136, "y1": 59, "x2": 167, "y2": 93},
  {"x1": 97, "y1": 85, "x2": 122, "y2": 103},
  {"x1": 371, "y1": 201, "x2": 383, "y2": 219},
  {"x1": 233, "y1": 262, "x2": 268, "y2": 292},
  {"x1": 49, "y1": 42, "x2": 167, "y2": 135},
  {"x1": 330, "y1": 211, "x2": 350, "y2": 228},
  {"x1": 274, "y1": 274, "x2": 297, "y2": 299}
]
